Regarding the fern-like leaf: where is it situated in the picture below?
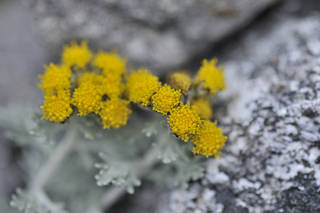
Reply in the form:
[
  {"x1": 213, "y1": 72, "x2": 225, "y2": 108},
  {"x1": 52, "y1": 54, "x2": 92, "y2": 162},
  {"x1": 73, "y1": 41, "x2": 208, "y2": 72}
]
[{"x1": 95, "y1": 152, "x2": 141, "y2": 194}]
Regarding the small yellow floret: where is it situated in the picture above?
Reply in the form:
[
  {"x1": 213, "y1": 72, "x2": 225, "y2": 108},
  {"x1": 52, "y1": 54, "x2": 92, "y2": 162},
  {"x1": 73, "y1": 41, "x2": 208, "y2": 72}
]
[
  {"x1": 41, "y1": 94, "x2": 73, "y2": 123},
  {"x1": 191, "y1": 120, "x2": 227, "y2": 158},
  {"x1": 101, "y1": 76, "x2": 124, "y2": 99},
  {"x1": 191, "y1": 98, "x2": 213, "y2": 120},
  {"x1": 167, "y1": 104, "x2": 201, "y2": 142},
  {"x1": 99, "y1": 98, "x2": 132, "y2": 129},
  {"x1": 77, "y1": 72, "x2": 104, "y2": 86},
  {"x1": 93, "y1": 51, "x2": 126, "y2": 78},
  {"x1": 71, "y1": 82, "x2": 103, "y2": 116},
  {"x1": 38, "y1": 63, "x2": 71, "y2": 95},
  {"x1": 168, "y1": 72, "x2": 192, "y2": 95},
  {"x1": 62, "y1": 41, "x2": 92, "y2": 69},
  {"x1": 152, "y1": 85, "x2": 181, "y2": 115},
  {"x1": 195, "y1": 59, "x2": 226, "y2": 94},
  {"x1": 126, "y1": 69, "x2": 161, "y2": 106}
]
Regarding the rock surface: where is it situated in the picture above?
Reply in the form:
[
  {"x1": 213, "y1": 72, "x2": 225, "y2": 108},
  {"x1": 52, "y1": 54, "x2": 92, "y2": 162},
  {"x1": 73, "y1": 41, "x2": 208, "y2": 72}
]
[
  {"x1": 161, "y1": 13, "x2": 320, "y2": 213},
  {"x1": 0, "y1": 0, "x2": 44, "y2": 210},
  {"x1": 26, "y1": 0, "x2": 279, "y2": 72},
  {"x1": 0, "y1": 0, "x2": 44, "y2": 108}
]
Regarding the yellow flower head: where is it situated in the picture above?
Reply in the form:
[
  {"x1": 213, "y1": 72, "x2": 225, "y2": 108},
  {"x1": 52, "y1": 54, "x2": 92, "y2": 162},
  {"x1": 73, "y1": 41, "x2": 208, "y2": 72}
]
[
  {"x1": 195, "y1": 59, "x2": 226, "y2": 94},
  {"x1": 168, "y1": 71, "x2": 192, "y2": 95},
  {"x1": 77, "y1": 72, "x2": 104, "y2": 86},
  {"x1": 99, "y1": 98, "x2": 132, "y2": 129},
  {"x1": 62, "y1": 41, "x2": 92, "y2": 69},
  {"x1": 191, "y1": 120, "x2": 227, "y2": 158},
  {"x1": 191, "y1": 98, "x2": 213, "y2": 120},
  {"x1": 152, "y1": 84, "x2": 181, "y2": 115},
  {"x1": 125, "y1": 69, "x2": 161, "y2": 106},
  {"x1": 38, "y1": 63, "x2": 71, "y2": 95},
  {"x1": 41, "y1": 94, "x2": 73, "y2": 123},
  {"x1": 101, "y1": 76, "x2": 124, "y2": 99},
  {"x1": 71, "y1": 82, "x2": 103, "y2": 116},
  {"x1": 167, "y1": 104, "x2": 201, "y2": 142},
  {"x1": 93, "y1": 51, "x2": 126, "y2": 78},
  {"x1": 77, "y1": 72, "x2": 124, "y2": 99}
]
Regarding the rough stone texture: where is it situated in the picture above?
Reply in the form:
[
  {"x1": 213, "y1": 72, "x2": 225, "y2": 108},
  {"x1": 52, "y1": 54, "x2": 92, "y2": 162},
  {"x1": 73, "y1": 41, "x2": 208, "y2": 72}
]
[
  {"x1": 161, "y1": 13, "x2": 320, "y2": 213},
  {"x1": 26, "y1": 0, "x2": 279, "y2": 72}
]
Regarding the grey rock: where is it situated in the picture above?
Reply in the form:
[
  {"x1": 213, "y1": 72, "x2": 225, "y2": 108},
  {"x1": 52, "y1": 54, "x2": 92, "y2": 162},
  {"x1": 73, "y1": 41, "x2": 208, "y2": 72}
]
[
  {"x1": 0, "y1": 0, "x2": 44, "y2": 108},
  {"x1": 26, "y1": 0, "x2": 279, "y2": 72},
  {"x1": 0, "y1": 0, "x2": 44, "y2": 210},
  {"x1": 160, "y1": 13, "x2": 320, "y2": 213}
]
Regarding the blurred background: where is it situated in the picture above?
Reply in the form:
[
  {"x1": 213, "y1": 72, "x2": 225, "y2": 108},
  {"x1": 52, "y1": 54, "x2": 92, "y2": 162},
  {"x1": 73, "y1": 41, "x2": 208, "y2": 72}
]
[{"x1": 1, "y1": 0, "x2": 320, "y2": 212}]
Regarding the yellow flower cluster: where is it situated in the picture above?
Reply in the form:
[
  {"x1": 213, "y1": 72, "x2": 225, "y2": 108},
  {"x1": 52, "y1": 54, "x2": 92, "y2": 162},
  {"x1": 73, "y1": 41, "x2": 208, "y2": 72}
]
[
  {"x1": 195, "y1": 59, "x2": 226, "y2": 94},
  {"x1": 168, "y1": 72, "x2": 192, "y2": 95},
  {"x1": 62, "y1": 41, "x2": 92, "y2": 69},
  {"x1": 125, "y1": 58, "x2": 226, "y2": 157},
  {"x1": 152, "y1": 84, "x2": 181, "y2": 115},
  {"x1": 39, "y1": 41, "x2": 130, "y2": 129},
  {"x1": 38, "y1": 64, "x2": 71, "y2": 95},
  {"x1": 77, "y1": 72, "x2": 104, "y2": 86},
  {"x1": 192, "y1": 121, "x2": 227, "y2": 158},
  {"x1": 93, "y1": 51, "x2": 126, "y2": 78},
  {"x1": 39, "y1": 41, "x2": 227, "y2": 157},
  {"x1": 168, "y1": 104, "x2": 201, "y2": 142},
  {"x1": 164, "y1": 58, "x2": 227, "y2": 157},
  {"x1": 39, "y1": 63, "x2": 73, "y2": 123},
  {"x1": 71, "y1": 82, "x2": 103, "y2": 116},
  {"x1": 101, "y1": 76, "x2": 124, "y2": 99},
  {"x1": 99, "y1": 99, "x2": 132, "y2": 129},
  {"x1": 126, "y1": 69, "x2": 161, "y2": 106},
  {"x1": 125, "y1": 69, "x2": 201, "y2": 143},
  {"x1": 41, "y1": 95, "x2": 73, "y2": 123}
]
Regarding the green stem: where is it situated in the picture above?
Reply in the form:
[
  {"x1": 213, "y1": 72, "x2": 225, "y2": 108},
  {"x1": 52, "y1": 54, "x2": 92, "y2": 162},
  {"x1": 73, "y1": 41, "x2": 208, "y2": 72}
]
[{"x1": 30, "y1": 130, "x2": 78, "y2": 192}]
